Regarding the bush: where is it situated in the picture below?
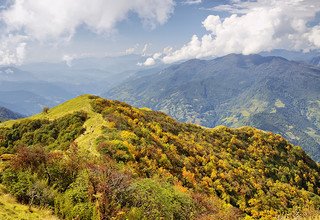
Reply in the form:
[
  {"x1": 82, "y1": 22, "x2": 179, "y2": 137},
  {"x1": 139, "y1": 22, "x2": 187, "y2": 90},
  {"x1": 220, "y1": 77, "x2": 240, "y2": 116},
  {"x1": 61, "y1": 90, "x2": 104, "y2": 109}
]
[
  {"x1": 54, "y1": 171, "x2": 94, "y2": 220},
  {"x1": 1, "y1": 169, "x2": 56, "y2": 206},
  {"x1": 42, "y1": 107, "x2": 50, "y2": 114},
  {"x1": 126, "y1": 178, "x2": 195, "y2": 220}
]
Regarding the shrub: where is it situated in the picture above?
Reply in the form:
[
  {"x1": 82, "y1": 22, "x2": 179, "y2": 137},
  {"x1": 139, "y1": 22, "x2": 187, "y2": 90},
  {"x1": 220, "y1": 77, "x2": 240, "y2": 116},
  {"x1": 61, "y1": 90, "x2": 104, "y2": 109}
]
[
  {"x1": 42, "y1": 107, "x2": 50, "y2": 114},
  {"x1": 54, "y1": 171, "x2": 94, "y2": 220},
  {"x1": 126, "y1": 178, "x2": 195, "y2": 220}
]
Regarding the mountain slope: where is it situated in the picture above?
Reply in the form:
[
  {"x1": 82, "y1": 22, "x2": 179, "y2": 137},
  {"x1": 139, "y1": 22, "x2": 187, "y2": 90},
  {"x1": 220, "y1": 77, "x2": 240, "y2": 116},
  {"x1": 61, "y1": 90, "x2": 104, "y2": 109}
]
[
  {"x1": 1, "y1": 95, "x2": 320, "y2": 219},
  {"x1": 106, "y1": 54, "x2": 320, "y2": 161},
  {"x1": 0, "y1": 106, "x2": 24, "y2": 122},
  {"x1": 0, "y1": 67, "x2": 74, "y2": 115},
  {"x1": 0, "y1": 90, "x2": 58, "y2": 115},
  {"x1": 310, "y1": 56, "x2": 320, "y2": 66}
]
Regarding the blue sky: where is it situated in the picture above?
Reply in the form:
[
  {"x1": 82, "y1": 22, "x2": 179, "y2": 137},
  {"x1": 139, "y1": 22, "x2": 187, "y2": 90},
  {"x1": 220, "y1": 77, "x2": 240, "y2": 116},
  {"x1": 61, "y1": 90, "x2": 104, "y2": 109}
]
[{"x1": 0, "y1": 0, "x2": 319, "y2": 66}]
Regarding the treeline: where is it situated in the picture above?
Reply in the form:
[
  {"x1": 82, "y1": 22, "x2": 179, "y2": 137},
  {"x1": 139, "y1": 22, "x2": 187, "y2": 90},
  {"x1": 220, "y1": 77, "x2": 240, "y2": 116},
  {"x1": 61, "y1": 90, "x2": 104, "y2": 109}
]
[{"x1": 0, "y1": 111, "x2": 87, "y2": 153}]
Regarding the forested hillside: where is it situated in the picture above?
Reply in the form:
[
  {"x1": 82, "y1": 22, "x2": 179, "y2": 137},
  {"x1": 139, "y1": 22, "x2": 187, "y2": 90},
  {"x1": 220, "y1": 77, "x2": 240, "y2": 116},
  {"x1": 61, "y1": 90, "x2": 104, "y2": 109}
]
[
  {"x1": 107, "y1": 54, "x2": 320, "y2": 161},
  {"x1": 0, "y1": 95, "x2": 319, "y2": 219}
]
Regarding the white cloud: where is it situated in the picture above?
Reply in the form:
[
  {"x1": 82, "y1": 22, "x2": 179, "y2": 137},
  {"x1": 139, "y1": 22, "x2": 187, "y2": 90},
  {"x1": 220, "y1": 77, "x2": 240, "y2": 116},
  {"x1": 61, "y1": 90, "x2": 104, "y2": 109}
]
[
  {"x1": 62, "y1": 52, "x2": 95, "y2": 66},
  {"x1": 1, "y1": 0, "x2": 175, "y2": 41},
  {"x1": 161, "y1": 0, "x2": 320, "y2": 64},
  {"x1": 0, "y1": 0, "x2": 175, "y2": 64},
  {"x1": 143, "y1": 57, "x2": 156, "y2": 66},
  {"x1": 182, "y1": 0, "x2": 202, "y2": 5},
  {"x1": 0, "y1": 35, "x2": 27, "y2": 65},
  {"x1": 125, "y1": 43, "x2": 140, "y2": 55},
  {"x1": 308, "y1": 26, "x2": 320, "y2": 47},
  {"x1": 137, "y1": 52, "x2": 162, "y2": 66},
  {"x1": 142, "y1": 43, "x2": 152, "y2": 56},
  {"x1": 125, "y1": 47, "x2": 136, "y2": 55},
  {"x1": 163, "y1": 46, "x2": 173, "y2": 55},
  {"x1": 153, "y1": 52, "x2": 162, "y2": 59},
  {"x1": 62, "y1": 54, "x2": 75, "y2": 67}
]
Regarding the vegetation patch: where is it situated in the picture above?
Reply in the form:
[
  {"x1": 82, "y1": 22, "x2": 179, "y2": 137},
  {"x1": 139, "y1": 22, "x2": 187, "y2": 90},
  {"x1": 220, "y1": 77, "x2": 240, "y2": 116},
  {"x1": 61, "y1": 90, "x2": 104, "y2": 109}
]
[{"x1": 0, "y1": 96, "x2": 319, "y2": 219}]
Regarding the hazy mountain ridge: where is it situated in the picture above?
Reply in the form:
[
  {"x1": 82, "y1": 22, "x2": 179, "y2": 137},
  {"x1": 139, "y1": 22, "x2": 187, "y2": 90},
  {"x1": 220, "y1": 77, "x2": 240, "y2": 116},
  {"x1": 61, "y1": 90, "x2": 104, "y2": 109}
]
[
  {"x1": 310, "y1": 56, "x2": 320, "y2": 66},
  {"x1": 19, "y1": 54, "x2": 154, "y2": 94},
  {"x1": 0, "y1": 106, "x2": 24, "y2": 122},
  {"x1": 107, "y1": 54, "x2": 320, "y2": 161},
  {"x1": 0, "y1": 66, "x2": 77, "y2": 115},
  {"x1": 0, "y1": 55, "x2": 163, "y2": 115}
]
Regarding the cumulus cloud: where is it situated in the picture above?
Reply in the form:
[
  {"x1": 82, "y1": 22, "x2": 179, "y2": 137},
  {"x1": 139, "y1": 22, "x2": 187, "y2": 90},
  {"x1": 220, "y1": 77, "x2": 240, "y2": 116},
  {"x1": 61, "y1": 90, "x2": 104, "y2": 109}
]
[
  {"x1": 62, "y1": 54, "x2": 75, "y2": 67},
  {"x1": 0, "y1": 35, "x2": 27, "y2": 65},
  {"x1": 0, "y1": 0, "x2": 175, "y2": 64},
  {"x1": 1, "y1": 0, "x2": 175, "y2": 40},
  {"x1": 125, "y1": 47, "x2": 136, "y2": 55},
  {"x1": 182, "y1": 0, "x2": 202, "y2": 5},
  {"x1": 137, "y1": 57, "x2": 155, "y2": 66},
  {"x1": 143, "y1": 57, "x2": 156, "y2": 66},
  {"x1": 142, "y1": 43, "x2": 151, "y2": 56},
  {"x1": 160, "y1": 0, "x2": 320, "y2": 64},
  {"x1": 308, "y1": 26, "x2": 320, "y2": 47},
  {"x1": 153, "y1": 52, "x2": 162, "y2": 60}
]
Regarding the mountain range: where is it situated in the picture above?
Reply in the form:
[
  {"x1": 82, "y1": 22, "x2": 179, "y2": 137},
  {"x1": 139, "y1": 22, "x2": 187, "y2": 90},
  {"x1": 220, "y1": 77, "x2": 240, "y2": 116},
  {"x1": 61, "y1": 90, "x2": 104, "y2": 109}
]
[
  {"x1": 1, "y1": 52, "x2": 320, "y2": 162},
  {"x1": 106, "y1": 54, "x2": 320, "y2": 161},
  {"x1": 0, "y1": 66, "x2": 74, "y2": 115}
]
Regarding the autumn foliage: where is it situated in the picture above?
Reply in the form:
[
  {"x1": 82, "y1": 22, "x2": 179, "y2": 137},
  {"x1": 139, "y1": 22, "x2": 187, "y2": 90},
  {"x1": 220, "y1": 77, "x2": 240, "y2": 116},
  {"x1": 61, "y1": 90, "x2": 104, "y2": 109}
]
[{"x1": 0, "y1": 96, "x2": 319, "y2": 219}]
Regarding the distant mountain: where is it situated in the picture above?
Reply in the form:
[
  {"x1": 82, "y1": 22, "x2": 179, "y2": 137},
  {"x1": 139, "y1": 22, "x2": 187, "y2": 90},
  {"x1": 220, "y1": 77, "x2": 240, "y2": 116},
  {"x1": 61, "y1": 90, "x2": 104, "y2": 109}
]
[
  {"x1": 0, "y1": 91, "x2": 57, "y2": 115},
  {"x1": 310, "y1": 56, "x2": 320, "y2": 66},
  {"x1": 69, "y1": 54, "x2": 145, "y2": 72},
  {"x1": 260, "y1": 49, "x2": 319, "y2": 62},
  {"x1": 0, "y1": 66, "x2": 38, "y2": 81},
  {"x1": 0, "y1": 67, "x2": 74, "y2": 115},
  {"x1": 107, "y1": 54, "x2": 320, "y2": 161},
  {"x1": 0, "y1": 57, "x2": 164, "y2": 115},
  {"x1": 0, "y1": 106, "x2": 24, "y2": 122},
  {"x1": 20, "y1": 55, "x2": 153, "y2": 94}
]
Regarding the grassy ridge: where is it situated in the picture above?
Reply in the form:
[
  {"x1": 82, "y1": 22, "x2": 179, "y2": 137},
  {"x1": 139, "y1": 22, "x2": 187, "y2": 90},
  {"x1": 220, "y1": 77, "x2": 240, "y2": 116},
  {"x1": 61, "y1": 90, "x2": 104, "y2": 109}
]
[{"x1": 0, "y1": 95, "x2": 320, "y2": 219}]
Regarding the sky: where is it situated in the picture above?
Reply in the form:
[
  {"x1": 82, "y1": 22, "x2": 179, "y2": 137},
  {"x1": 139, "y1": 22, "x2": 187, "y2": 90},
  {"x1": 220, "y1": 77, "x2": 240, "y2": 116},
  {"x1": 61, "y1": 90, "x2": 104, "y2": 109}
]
[{"x1": 0, "y1": 0, "x2": 319, "y2": 66}]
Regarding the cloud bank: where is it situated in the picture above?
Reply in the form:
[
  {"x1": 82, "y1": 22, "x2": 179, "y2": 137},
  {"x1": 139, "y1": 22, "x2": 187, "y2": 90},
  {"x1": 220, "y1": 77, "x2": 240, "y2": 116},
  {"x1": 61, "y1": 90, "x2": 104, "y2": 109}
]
[
  {"x1": 0, "y1": 0, "x2": 175, "y2": 65},
  {"x1": 0, "y1": 35, "x2": 27, "y2": 65},
  {"x1": 158, "y1": 0, "x2": 320, "y2": 64}
]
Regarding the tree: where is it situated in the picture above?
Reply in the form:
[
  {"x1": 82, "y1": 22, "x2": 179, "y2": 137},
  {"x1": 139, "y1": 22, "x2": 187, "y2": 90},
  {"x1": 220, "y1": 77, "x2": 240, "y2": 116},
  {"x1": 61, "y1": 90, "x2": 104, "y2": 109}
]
[{"x1": 42, "y1": 106, "x2": 50, "y2": 114}]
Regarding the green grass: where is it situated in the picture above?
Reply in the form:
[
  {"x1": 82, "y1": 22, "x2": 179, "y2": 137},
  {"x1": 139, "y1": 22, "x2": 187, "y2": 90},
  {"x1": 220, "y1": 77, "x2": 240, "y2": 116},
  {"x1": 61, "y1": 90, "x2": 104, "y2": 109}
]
[
  {"x1": 0, "y1": 94, "x2": 94, "y2": 128},
  {"x1": 75, "y1": 111, "x2": 107, "y2": 156},
  {"x1": 0, "y1": 94, "x2": 104, "y2": 156},
  {"x1": 0, "y1": 185, "x2": 59, "y2": 220},
  {"x1": 275, "y1": 99, "x2": 286, "y2": 108}
]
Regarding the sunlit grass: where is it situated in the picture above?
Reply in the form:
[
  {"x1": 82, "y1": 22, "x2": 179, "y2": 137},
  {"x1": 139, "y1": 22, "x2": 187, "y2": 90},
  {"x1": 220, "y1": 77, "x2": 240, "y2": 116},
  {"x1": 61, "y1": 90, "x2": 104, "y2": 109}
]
[
  {"x1": 0, "y1": 185, "x2": 59, "y2": 220},
  {"x1": 0, "y1": 94, "x2": 93, "y2": 128}
]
